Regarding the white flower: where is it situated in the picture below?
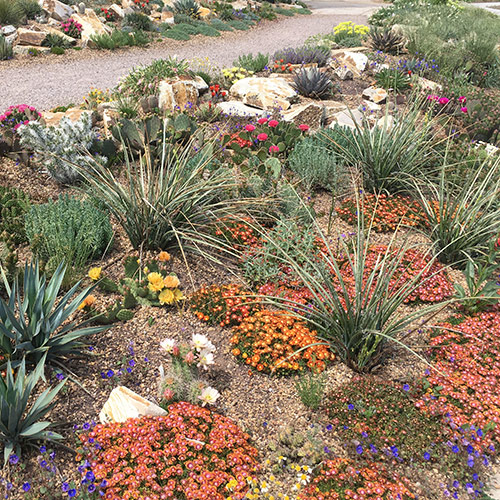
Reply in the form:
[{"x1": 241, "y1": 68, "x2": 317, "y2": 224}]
[
  {"x1": 192, "y1": 334, "x2": 209, "y2": 351},
  {"x1": 199, "y1": 386, "x2": 220, "y2": 406},
  {"x1": 297, "y1": 472, "x2": 310, "y2": 485},
  {"x1": 197, "y1": 350, "x2": 214, "y2": 370},
  {"x1": 160, "y1": 338, "x2": 176, "y2": 353}
]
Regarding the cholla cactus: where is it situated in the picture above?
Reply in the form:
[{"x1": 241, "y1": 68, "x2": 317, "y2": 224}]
[{"x1": 18, "y1": 113, "x2": 105, "y2": 185}]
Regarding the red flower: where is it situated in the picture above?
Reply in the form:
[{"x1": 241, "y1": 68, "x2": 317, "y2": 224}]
[
  {"x1": 298, "y1": 124, "x2": 309, "y2": 132},
  {"x1": 257, "y1": 118, "x2": 268, "y2": 125},
  {"x1": 269, "y1": 145, "x2": 279, "y2": 153},
  {"x1": 257, "y1": 133, "x2": 268, "y2": 141},
  {"x1": 268, "y1": 119, "x2": 279, "y2": 128}
]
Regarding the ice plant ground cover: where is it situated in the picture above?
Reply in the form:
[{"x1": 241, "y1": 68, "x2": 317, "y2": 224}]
[{"x1": 1, "y1": 1, "x2": 500, "y2": 498}]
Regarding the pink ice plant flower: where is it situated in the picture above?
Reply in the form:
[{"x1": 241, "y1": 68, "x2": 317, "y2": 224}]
[
  {"x1": 245, "y1": 124, "x2": 256, "y2": 132},
  {"x1": 268, "y1": 119, "x2": 279, "y2": 128},
  {"x1": 257, "y1": 133, "x2": 268, "y2": 141}
]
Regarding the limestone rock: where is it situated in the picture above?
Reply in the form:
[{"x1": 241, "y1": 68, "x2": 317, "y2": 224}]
[
  {"x1": 13, "y1": 44, "x2": 51, "y2": 55},
  {"x1": 72, "y1": 10, "x2": 109, "y2": 44},
  {"x1": 376, "y1": 114, "x2": 394, "y2": 131},
  {"x1": 40, "y1": 0, "x2": 74, "y2": 21},
  {"x1": 216, "y1": 101, "x2": 265, "y2": 118},
  {"x1": 192, "y1": 75, "x2": 209, "y2": 93},
  {"x1": 99, "y1": 386, "x2": 167, "y2": 424},
  {"x1": 362, "y1": 86, "x2": 387, "y2": 104},
  {"x1": 229, "y1": 77, "x2": 297, "y2": 111},
  {"x1": 16, "y1": 28, "x2": 47, "y2": 46},
  {"x1": 102, "y1": 108, "x2": 121, "y2": 137},
  {"x1": 359, "y1": 100, "x2": 381, "y2": 113},
  {"x1": 0, "y1": 25, "x2": 17, "y2": 37},
  {"x1": 42, "y1": 108, "x2": 91, "y2": 127},
  {"x1": 109, "y1": 3, "x2": 124, "y2": 17},
  {"x1": 78, "y1": 1, "x2": 85, "y2": 13},
  {"x1": 330, "y1": 50, "x2": 368, "y2": 78},
  {"x1": 330, "y1": 108, "x2": 363, "y2": 130},
  {"x1": 417, "y1": 76, "x2": 442, "y2": 93},
  {"x1": 231, "y1": 0, "x2": 248, "y2": 9},
  {"x1": 36, "y1": 24, "x2": 76, "y2": 44},
  {"x1": 161, "y1": 8, "x2": 174, "y2": 23},
  {"x1": 158, "y1": 76, "x2": 200, "y2": 112},
  {"x1": 321, "y1": 100, "x2": 347, "y2": 121},
  {"x1": 282, "y1": 102, "x2": 323, "y2": 131},
  {"x1": 334, "y1": 65, "x2": 353, "y2": 81}
]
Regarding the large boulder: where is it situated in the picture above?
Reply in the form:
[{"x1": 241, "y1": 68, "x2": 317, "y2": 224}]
[
  {"x1": 109, "y1": 3, "x2": 125, "y2": 17},
  {"x1": 330, "y1": 108, "x2": 364, "y2": 130},
  {"x1": 13, "y1": 45, "x2": 51, "y2": 55},
  {"x1": 158, "y1": 76, "x2": 201, "y2": 112},
  {"x1": 230, "y1": 77, "x2": 297, "y2": 111},
  {"x1": 362, "y1": 86, "x2": 388, "y2": 104},
  {"x1": 16, "y1": 28, "x2": 47, "y2": 46},
  {"x1": 330, "y1": 50, "x2": 368, "y2": 78},
  {"x1": 42, "y1": 108, "x2": 91, "y2": 127},
  {"x1": 72, "y1": 10, "x2": 109, "y2": 44},
  {"x1": 282, "y1": 102, "x2": 323, "y2": 131},
  {"x1": 34, "y1": 23, "x2": 76, "y2": 44},
  {"x1": 39, "y1": 0, "x2": 74, "y2": 21}
]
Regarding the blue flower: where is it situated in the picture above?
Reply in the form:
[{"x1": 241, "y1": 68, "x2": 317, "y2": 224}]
[
  {"x1": 452, "y1": 445, "x2": 460, "y2": 453},
  {"x1": 347, "y1": 404, "x2": 355, "y2": 410},
  {"x1": 326, "y1": 424, "x2": 333, "y2": 431},
  {"x1": 62, "y1": 483, "x2": 70, "y2": 492},
  {"x1": 424, "y1": 451, "x2": 431, "y2": 460},
  {"x1": 88, "y1": 484, "x2": 96, "y2": 493},
  {"x1": 370, "y1": 444, "x2": 378, "y2": 454},
  {"x1": 361, "y1": 431, "x2": 368, "y2": 438},
  {"x1": 86, "y1": 471, "x2": 95, "y2": 482},
  {"x1": 9, "y1": 454, "x2": 19, "y2": 465},
  {"x1": 106, "y1": 370, "x2": 114, "y2": 378},
  {"x1": 83, "y1": 423, "x2": 90, "y2": 431},
  {"x1": 324, "y1": 446, "x2": 330, "y2": 453},
  {"x1": 22, "y1": 483, "x2": 31, "y2": 492},
  {"x1": 356, "y1": 445, "x2": 363, "y2": 454},
  {"x1": 476, "y1": 429, "x2": 483, "y2": 437},
  {"x1": 68, "y1": 489, "x2": 77, "y2": 497},
  {"x1": 402, "y1": 384, "x2": 410, "y2": 391},
  {"x1": 39, "y1": 446, "x2": 46, "y2": 453},
  {"x1": 472, "y1": 474, "x2": 479, "y2": 481}
]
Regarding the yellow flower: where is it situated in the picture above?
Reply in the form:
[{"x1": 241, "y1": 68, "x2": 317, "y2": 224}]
[
  {"x1": 78, "y1": 295, "x2": 96, "y2": 310},
  {"x1": 147, "y1": 272, "x2": 164, "y2": 292},
  {"x1": 88, "y1": 267, "x2": 102, "y2": 280},
  {"x1": 163, "y1": 275, "x2": 180, "y2": 288},
  {"x1": 173, "y1": 289, "x2": 185, "y2": 302},
  {"x1": 158, "y1": 288, "x2": 175, "y2": 305},
  {"x1": 158, "y1": 251, "x2": 171, "y2": 262}
]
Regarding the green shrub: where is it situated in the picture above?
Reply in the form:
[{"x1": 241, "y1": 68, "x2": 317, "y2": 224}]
[
  {"x1": 0, "y1": 0, "x2": 22, "y2": 25},
  {"x1": 288, "y1": 135, "x2": 341, "y2": 192},
  {"x1": 274, "y1": 6, "x2": 294, "y2": 16},
  {"x1": 123, "y1": 12, "x2": 154, "y2": 30},
  {"x1": 227, "y1": 19, "x2": 250, "y2": 30},
  {"x1": 295, "y1": 372, "x2": 326, "y2": 410},
  {"x1": 16, "y1": 0, "x2": 41, "y2": 19},
  {"x1": 234, "y1": 52, "x2": 269, "y2": 73},
  {"x1": 0, "y1": 186, "x2": 30, "y2": 244},
  {"x1": 163, "y1": 27, "x2": 191, "y2": 40},
  {"x1": 413, "y1": 158, "x2": 500, "y2": 268},
  {"x1": 50, "y1": 46, "x2": 66, "y2": 55},
  {"x1": 210, "y1": 18, "x2": 233, "y2": 31},
  {"x1": 25, "y1": 195, "x2": 113, "y2": 274},
  {"x1": 0, "y1": 261, "x2": 107, "y2": 366},
  {"x1": 0, "y1": 34, "x2": 13, "y2": 61},
  {"x1": 90, "y1": 29, "x2": 149, "y2": 50},
  {"x1": 0, "y1": 355, "x2": 65, "y2": 464},
  {"x1": 374, "y1": 68, "x2": 411, "y2": 92},
  {"x1": 196, "y1": 24, "x2": 220, "y2": 36}
]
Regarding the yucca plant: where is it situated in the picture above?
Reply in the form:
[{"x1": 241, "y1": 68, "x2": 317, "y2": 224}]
[
  {"x1": 374, "y1": 68, "x2": 411, "y2": 92},
  {"x1": 76, "y1": 132, "x2": 256, "y2": 258},
  {"x1": 0, "y1": 355, "x2": 65, "y2": 464},
  {"x1": 171, "y1": 0, "x2": 201, "y2": 18},
  {"x1": 249, "y1": 193, "x2": 453, "y2": 372},
  {"x1": 368, "y1": 28, "x2": 405, "y2": 55},
  {"x1": 322, "y1": 101, "x2": 440, "y2": 193},
  {"x1": 0, "y1": 261, "x2": 107, "y2": 367},
  {"x1": 413, "y1": 156, "x2": 500, "y2": 269},
  {"x1": 292, "y1": 67, "x2": 333, "y2": 99}
]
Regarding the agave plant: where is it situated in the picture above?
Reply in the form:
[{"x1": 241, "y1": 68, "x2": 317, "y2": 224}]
[
  {"x1": 292, "y1": 67, "x2": 333, "y2": 99},
  {"x1": 0, "y1": 261, "x2": 107, "y2": 367},
  {"x1": 369, "y1": 28, "x2": 405, "y2": 55},
  {"x1": 0, "y1": 355, "x2": 65, "y2": 464},
  {"x1": 171, "y1": 0, "x2": 200, "y2": 18}
]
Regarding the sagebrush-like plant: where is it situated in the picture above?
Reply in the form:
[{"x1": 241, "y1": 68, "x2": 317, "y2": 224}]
[
  {"x1": 0, "y1": 261, "x2": 107, "y2": 367},
  {"x1": 234, "y1": 52, "x2": 269, "y2": 73},
  {"x1": 0, "y1": 0, "x2": 22, "y2": 25},
  {"x1": 17, "y1": 113, "x2": 105, "y2": 184},
  {"x1": 0, "y1": 355, "x2": 65, "y2": 464},
  {"x1": 273, "y1": 46, "x2": 329, "y2": 66},
  {"x1": 25, "y1": 194, "x2": 113, "y2": 274}
]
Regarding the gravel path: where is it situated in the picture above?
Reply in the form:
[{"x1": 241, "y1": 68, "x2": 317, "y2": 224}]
[{"x1": 0, "y1": 0, "x2": 378, "y2": 110}]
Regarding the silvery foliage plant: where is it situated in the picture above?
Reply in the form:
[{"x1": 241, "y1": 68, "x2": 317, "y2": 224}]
[{"x1": 18, "y1": 113, "x2": 105, "y2": 185}]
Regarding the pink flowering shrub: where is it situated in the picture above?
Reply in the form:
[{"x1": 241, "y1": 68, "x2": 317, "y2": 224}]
[
  {"x1": 60, "y1": 18, "x2": 82, "y2": 39},
  {"x1": 0, "y1": 104, "x2": 41, "y2": 132}
]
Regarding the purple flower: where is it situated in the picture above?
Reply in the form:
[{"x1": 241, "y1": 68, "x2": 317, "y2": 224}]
[
  {"x1": 326, "y1": 424, "x2": 333, "y2": 431},
  {"x1": 356, "y1": 445, "x2": 363, "y2": 454},
  {"x1": 402, "y1": 383, "x2": 409, "y2": 391},
  {"x1": 9, "y1": 454, "x2": 19, "y2": 465},
  {"x1": 348, "y1": 404, "x2": 355, "y2": 410},
  {"x1": 424, "y1": 451, "x2": 431, "y2": 460},
  {"x1": 39, "y1": 446, "x2": 46, "y2": 453},
  {"x1": 62, "y1": 483, "x2": 70, "y2": 492},
  {"x1": 22, "y1": 483, "x2": 31, "y2": 492},
  {"x1": 68, "y1": 489, "x2": 77, "y2": 497},
  {"x1": 452, "y1": 445, "x2": 460, "y2": 453}
]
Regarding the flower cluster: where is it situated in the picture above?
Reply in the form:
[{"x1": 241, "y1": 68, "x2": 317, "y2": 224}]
[
  {"x1": 83, "y1": 88, "x2": 112, "y2": 110},
  {"x1": 214, "y1": 217, "x2": 261, "y2": 250},
  {"x1": 325, "y1": 377, "x2": 444, "y2": 464},
  {"x1": 133, "y1": 0, "x2": 151, "y2": 11},
  {"x1": 79, "y1": 403, "x2": 259, "y2": 500},
  {"x1": 333, "y1": 21, "x2": 370, "y2": 38},
  {"x1": 60, "y1": 18, "x2": 82, "y2": 39},
  {"x1": 427, "y1": 94, "x2": 467, "y2": 114},
  {"x1": 298, "y1": 458, "x2": 415, "y2": 500},
  {"x1": 336, "y1": 194, "x2": 425, "y2": 232},
  {"x1": 222, "y1": 67, "x2": 254, "y2": 85},
  {"x1": 100, "y1": 7, "x2": 117, "y2": 21},
  {"x1": 230, "y1": 310, "x2": 333, "y2": 374},
  {"x1": 159, "y1": 334, "x2": 220, "y2": 405},
  {"x1": 209, "y1": 83, "x2": 227, "y2": 102},
  {"x1": 0, "y1": 104, "x2": 41, "y2": 132},
  {"x1": 417, "y1": 312, "x2": 500, "y2": 452},
  {"x1": 145, "y1": 271, "x2": 183, "y2": 305},
  {"x1": 190, "y1": 284, "x2": 261, "y2": 327},
  {"x1": 272, "y1": 59, "x2": 294, "y2": 73}
]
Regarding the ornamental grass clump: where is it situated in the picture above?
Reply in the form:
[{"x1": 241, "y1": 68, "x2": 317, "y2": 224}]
[
  {"x1": 79, "y1": 402, "x2": 259, "y2": 500},
  {"x1": 230, "y1": 310, "x2": 334, "y2": 375},
  {"x1": 414, "y1": 158, "x2": 500, "y2": 269}
]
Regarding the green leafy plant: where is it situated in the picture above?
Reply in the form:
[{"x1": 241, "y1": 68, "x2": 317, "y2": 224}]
[
  {"x1": 210, "y1": 18, "x2": 233, "y2": 31},
  {"x1": 0, "y1": 261, "x2": 107, "y2": 367},
  {"x1": 90, "y1": 29, "x2": 149, "y2": 49},
  {"x1": 273, "y1": 46, "x2": 329, "y2": 66},
  {"x1": 233, "y1": 52, "x2": 269, "y2": 73},
  {"x1": 295, "y1": 371, "x2": 326, "y2": 410},
  {"x1": 123, "y1": 12, "x2": 154, "y2": 31},
  {"x1": 0, "y1": 186, "x2": 30, "y2": 244},
  {"x1": 50, "y1": 46, "x2": 65, "y2": 55},
  {"x1": 414, "y1": 158, "x2": 500, "y2": 268},
  {"x1": 292, "y1": 67, "x2": 333, "y2": 99},
  {"x1": 42, "y1": 33, "x2": 71, "y2": 49},
  {"x1": 0, "y1": 355, "x2": 65, "y2": 464},
  {"x1": 0, "y1": 33, "x2": 13, "y2": 61},
  {"x1": 25, "y1": 195, "x2": 113, "y2": 275},
  {"x1": 374, "y1": 68, "x2": 411, "y2": 92},
  {"x1": 369, "y1": 27, "x2": 405, "y2": 54},
  {"x1": 17, "y1": 0, "x2": 42, "y2": 18}
]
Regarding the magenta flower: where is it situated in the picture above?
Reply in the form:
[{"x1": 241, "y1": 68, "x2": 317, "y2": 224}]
[
  {"x1": 427, "y1": 94, "x2": 439, "y2": 101},
  {"x1": 257, "y1": 118, "x2": 268, "y2": 125},
  {"x1": 458, "y1": 96, "x2": 467, "y2": 104},
  {"x1": 438, "y1": 97, "x2": 450, "y2": 105},
  {"x1": 298, "y1": 124, "x2": 309, "y2": 132},
  {"x1": 245, "y1": 124, "x2": 256, "y2": 132},
  {"x1": 269, "y1": 145, "x2": 279, "y2": 153},
  {"x1": 257, "y1": 133, "x2": 268, "y2": 141},
  {"x1": 268, "y1": 119, "x2": 279, "y2": 128},
  {"x1": 461, "y1": 107, "x2": 468, "y2": 113}
]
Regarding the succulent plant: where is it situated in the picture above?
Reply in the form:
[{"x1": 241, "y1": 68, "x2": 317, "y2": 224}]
[
  {"x1": 171, "y1": 0, "x2": 201, "y2": 18},
  {"x1": 273, "y1": 46, "x2": 330, "y2": 67},
  {"x1": 0, "y1": 186, "x2": 30, "y2": 245},
  {"x1": 368, "y1": 28, "x2": 405, "y2": 55},
  {"x1": 292, "y1": 67, "x2": 333, "y2": 99}
]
